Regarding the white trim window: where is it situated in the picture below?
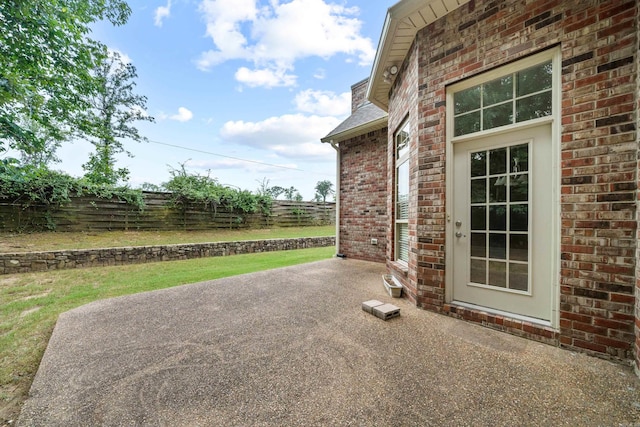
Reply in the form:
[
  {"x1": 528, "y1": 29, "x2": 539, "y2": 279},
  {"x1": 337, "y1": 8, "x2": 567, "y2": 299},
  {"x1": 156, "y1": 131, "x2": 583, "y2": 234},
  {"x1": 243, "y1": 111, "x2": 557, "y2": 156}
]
[
  {"x1": 395, "y1": 120, "x2": 410, "y2": 264},
  {"x1": 452, "y1": 53, "x2": 555, "y2": 138}
]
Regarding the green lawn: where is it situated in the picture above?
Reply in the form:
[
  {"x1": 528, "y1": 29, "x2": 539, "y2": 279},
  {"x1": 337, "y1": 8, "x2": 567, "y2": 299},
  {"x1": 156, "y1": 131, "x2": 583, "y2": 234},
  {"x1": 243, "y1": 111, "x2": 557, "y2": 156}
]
[{"x1": 0, "y1": 245, "x2": 335, "y2": 423}]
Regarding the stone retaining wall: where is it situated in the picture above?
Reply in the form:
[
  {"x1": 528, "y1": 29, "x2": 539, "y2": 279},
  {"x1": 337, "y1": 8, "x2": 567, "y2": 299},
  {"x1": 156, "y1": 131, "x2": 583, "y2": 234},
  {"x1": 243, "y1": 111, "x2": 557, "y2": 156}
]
[{"x1": 0, "y1": 237, "x2": 336, "y2": 275}]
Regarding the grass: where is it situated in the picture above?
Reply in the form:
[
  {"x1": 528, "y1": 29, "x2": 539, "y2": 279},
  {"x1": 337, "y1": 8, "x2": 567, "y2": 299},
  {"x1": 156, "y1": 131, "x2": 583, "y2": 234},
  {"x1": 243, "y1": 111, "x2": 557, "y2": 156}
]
[
  {"x1": 0, "y1": 241, "x2": 335, "y2": 423},
  {"x1": 0, "y1": 225, "x2": 335, "y2": 253}
]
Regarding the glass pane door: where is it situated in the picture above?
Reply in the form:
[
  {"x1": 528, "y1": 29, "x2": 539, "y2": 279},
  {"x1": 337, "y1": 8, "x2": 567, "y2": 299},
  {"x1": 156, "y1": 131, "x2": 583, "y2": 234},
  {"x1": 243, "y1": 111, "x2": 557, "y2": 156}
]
[{"x1": 469, "y1": 143, "x2": 530, "y2": 292}]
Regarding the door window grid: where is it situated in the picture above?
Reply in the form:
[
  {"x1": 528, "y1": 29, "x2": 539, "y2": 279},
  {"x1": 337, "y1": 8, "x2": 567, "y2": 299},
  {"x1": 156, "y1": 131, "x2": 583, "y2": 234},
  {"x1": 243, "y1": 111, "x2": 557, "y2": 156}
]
[
  {"x1": 453, "y1": 61, "x2": 553, "y2": 137},
  {"x1": 469, "y1": 143, "x2": 530, "y2": 292}
]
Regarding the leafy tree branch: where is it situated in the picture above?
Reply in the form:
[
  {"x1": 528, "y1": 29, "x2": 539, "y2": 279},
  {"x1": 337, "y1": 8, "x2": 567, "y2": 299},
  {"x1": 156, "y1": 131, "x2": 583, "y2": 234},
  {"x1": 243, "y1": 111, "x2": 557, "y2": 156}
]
[
  {"x1": 0, "y1": 0, "x2": 132, "y2": 154},
  {"x1": 80, "y1": 51, "x2": 154, "y2": 185}
]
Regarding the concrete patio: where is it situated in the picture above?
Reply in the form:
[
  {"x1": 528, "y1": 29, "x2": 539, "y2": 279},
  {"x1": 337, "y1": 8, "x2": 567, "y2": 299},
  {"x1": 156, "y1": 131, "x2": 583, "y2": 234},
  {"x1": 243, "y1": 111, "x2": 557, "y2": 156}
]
[{"x1": 18, "y1": 258, "x2": 640, "y2": 426}]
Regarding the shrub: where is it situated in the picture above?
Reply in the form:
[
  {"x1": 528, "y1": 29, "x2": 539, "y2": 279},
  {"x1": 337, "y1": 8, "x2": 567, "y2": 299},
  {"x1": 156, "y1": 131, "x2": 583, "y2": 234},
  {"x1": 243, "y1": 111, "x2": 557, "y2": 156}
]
[
  {"x1": 0, "y1": 161, "x2": 145, "y2": 230},
  {"x1": 162, "y1": 164, "x2": 271, "y2": 223}
]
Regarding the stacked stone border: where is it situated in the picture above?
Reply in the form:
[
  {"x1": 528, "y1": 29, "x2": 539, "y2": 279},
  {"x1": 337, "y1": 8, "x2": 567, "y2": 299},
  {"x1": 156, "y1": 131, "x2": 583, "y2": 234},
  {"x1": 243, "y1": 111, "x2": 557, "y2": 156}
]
[{"x1": 0, "y1": 237, "x2": 335, "y2": 275}]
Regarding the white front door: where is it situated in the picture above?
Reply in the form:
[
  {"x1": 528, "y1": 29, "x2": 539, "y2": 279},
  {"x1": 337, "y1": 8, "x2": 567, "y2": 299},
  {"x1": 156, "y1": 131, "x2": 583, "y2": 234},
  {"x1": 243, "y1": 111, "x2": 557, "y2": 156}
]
[{"x1": 451, "y1": 124, "x2": 553, "y2": 321}]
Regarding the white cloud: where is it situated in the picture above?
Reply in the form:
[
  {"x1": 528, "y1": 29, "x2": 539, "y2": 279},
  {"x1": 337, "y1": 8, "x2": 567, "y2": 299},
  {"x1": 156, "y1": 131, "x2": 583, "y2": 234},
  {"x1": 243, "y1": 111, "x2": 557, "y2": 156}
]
[
  {"x1": 196, "y1": 0, "x2": 375, "y2": 87},
  {"x1": 270, "y1": 141, "x2": 335, "y2": 159},
  {"x1": 154, "y1": 0, "x2": 172, "y2": 27},
  {"x1": 313, "y1": 68, "x2": 326, "y2": 80},
  {"x1": 196, "y1": 0, "x2": 256, "y2": 67},
  {"x1": 220, "y1": 113, "x2": 338, "y2": 160},
  {"x1": 169, "y1": 107, "x2": 194, "y2": 122},
  {"x1": 294, "y1": 89, "x2": 350, "y2": 116},
  {"x1": 235, "y1": 66, "x2": 297, "y2": 88},
  {"x1": 186, "y1": 158, "x2": 299, "y2": 173}
]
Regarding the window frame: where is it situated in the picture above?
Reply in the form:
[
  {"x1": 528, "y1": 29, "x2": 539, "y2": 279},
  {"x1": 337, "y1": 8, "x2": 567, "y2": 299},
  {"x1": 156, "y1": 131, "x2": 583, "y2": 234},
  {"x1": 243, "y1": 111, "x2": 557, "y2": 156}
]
[
  {"x1": 394, "y1": 119, "x2": 410, "y2": 265},
  {"x1": 449, "y1": 49, "x2": 558, "y2": 142}
]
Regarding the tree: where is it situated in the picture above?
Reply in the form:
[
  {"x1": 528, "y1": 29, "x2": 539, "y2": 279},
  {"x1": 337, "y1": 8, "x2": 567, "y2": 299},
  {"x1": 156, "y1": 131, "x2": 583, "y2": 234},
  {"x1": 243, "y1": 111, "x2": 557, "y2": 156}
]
[
  {"x1": 0, "y1": 0, "x2": 131, "y2": 155},
  {"x1": 283, "y1": 186, "x2": 301, "y2": 201},
  {"x1": 268, "y1": 186, "x2": 285, "y2": 199},
  {"x1": 255, "y1": 177, "x2": 270, "y2": 196},
  {"x1": 255, "y1": 177, "x2": 285, "y2": 199},
  {"x1": 17, "y1": 119, "x2": 63, "y2": 168},
  {"x1": 80, "y1": 51, "x2": 154, "y2": 185},
  {"x1": 314, "y1": 180, "x2": 334, "y2": 203},
  {"x1": 140, "y1": 182, "x2": 162, "y2": 192}
]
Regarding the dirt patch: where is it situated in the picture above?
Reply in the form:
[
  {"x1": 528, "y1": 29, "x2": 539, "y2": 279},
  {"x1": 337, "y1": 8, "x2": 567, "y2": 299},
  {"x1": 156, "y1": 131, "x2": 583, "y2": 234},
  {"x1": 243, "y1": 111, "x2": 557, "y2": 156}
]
[
  {"x1": 0, "y1": 277, "x2": 20, "y2": 288},
  {"x1": 19, "y1": 291, "x2": 51, "y2": 302},
  {"x1": 0, "y1": 235, "x2": 38, "y2": 253},
  {"x1": 19, "y1": 307, "x2": 42, "y2": 318},
  {"x1": 0, "y1": 382, "x2": 28, "y2": 426}
]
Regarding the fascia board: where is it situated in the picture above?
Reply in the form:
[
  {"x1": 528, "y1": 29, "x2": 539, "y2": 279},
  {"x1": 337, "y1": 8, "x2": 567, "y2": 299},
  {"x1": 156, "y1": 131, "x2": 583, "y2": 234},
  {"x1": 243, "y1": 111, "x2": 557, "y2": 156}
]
[
  {"x1": 320, "y1": 116, "x2": 388, "y2": 144},
  {"x1": 366, "y1": 0, "x2": 470, "y2": 111}
]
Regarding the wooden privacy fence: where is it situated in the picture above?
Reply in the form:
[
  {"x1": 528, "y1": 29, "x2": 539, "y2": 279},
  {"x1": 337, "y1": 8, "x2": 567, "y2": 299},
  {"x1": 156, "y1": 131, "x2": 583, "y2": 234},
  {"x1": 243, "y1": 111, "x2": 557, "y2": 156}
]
[{"x1": 0, "y1": 192, "x2": 335, "y2": 232}]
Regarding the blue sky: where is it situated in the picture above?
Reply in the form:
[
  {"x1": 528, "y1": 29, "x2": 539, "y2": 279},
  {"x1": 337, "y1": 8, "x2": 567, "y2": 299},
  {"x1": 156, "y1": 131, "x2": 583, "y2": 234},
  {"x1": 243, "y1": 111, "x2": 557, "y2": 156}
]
[{"x1": 53, "y1": 0, "x2": 390, "y2": 200}]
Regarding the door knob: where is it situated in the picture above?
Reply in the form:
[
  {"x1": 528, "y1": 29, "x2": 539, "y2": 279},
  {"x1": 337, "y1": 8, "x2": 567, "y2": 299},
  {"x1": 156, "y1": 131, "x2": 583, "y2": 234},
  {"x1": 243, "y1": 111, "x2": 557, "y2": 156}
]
[{"x1": 455, "y1": 231, "x2": 464, "y2": 238}]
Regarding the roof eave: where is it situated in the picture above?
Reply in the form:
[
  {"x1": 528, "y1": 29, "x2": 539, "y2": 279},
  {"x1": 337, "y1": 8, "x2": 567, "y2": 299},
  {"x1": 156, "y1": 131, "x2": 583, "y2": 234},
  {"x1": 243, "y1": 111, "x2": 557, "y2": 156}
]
[
  {"x1": 320, "y1": 116, "x2": 388, "y2": 144},
  {"x1": 366, "y1": 0, "x2": 471, "y2": 111},
  {"x1": 366, "y1": 10, "x2": 395, "y2": 112}
]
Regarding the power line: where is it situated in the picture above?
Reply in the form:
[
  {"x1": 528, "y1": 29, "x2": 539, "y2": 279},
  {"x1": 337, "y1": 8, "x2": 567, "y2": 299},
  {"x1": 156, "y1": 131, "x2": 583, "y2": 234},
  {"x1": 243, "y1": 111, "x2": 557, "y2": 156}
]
[
  {"x1": 147, "y1": 139, "x2": 322, "y2": 173},
  {"x1": 147, "y1": 139, "x2": 304, "y2": 171}
]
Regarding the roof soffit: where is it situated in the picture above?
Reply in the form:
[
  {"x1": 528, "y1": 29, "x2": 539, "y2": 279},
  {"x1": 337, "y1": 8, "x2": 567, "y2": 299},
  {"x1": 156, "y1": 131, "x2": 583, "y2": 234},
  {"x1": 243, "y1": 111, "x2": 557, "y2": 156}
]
[{"x1": 367, "y1": 0, "x2": 471, "y2": 111}]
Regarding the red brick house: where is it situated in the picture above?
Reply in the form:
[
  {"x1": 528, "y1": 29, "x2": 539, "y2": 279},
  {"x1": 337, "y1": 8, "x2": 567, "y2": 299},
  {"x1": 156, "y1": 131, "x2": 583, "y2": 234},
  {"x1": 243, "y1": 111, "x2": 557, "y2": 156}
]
[
  {"x1": 322, "y1": 0, "x2": 639, "y2": 372},
  {"x1": 322, "y1": 79, "x2": 389, "y2": 263}
]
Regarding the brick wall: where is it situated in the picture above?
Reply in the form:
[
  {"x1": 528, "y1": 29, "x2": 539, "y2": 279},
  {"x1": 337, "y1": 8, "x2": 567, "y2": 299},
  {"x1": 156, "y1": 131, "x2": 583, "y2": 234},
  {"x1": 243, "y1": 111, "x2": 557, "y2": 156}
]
[
  {"x1": 339, "y1": 128, "x2": 388, "y2": 262},
  {"x1": 386, "y1": 0, "x2": 637, "y2": 363},
  {"x1": 636, "y1": 3, "x2": 640, "y2": 375},
  {"x1": 0, "y1": 237, "x2": 335, "y2": 275},
  {"x1": 350, "y1": 79, "x2": 369, "y2": 113},
  {"x1": 386, "y1": 38, "x2": 424, "y2": 304}
]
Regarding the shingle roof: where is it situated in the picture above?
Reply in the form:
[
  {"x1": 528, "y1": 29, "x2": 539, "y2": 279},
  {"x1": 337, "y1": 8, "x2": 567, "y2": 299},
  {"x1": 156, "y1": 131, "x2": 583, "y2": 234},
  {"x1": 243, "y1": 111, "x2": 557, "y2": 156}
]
[{"x1": 321, "y1": 102, "x2": 388, "y2": 143}]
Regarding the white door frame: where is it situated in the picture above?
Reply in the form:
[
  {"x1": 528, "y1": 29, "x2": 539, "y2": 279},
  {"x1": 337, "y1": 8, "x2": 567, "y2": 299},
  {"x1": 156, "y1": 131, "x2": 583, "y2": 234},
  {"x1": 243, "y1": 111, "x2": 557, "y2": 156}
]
[{"x1": 444, "y1": 48, "x2": 562, "y2": 328}]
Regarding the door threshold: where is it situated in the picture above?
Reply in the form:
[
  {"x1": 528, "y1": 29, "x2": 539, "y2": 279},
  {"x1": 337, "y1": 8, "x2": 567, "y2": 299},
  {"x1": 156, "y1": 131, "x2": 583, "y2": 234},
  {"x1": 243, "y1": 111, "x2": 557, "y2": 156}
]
[{"x1": 451, "y1": 301, "x2": 552, "y2": 328}]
